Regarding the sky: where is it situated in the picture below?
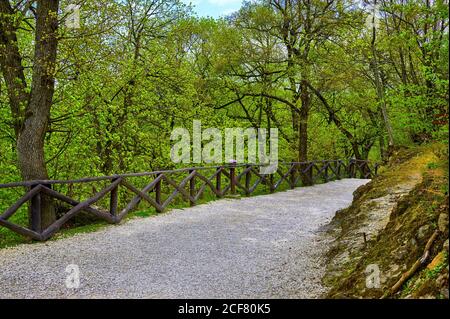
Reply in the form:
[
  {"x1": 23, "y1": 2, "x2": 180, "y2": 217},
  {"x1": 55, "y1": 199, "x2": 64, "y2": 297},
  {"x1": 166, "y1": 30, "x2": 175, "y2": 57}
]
[{"x1": 182, "y1": 0, "x2": 243, "y2": 18}]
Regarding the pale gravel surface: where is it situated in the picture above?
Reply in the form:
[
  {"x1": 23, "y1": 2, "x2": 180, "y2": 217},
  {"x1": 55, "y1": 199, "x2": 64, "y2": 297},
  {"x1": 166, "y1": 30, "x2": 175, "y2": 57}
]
[{"x1": 0, "y1": 178, "x2": 369, "y2": 299}]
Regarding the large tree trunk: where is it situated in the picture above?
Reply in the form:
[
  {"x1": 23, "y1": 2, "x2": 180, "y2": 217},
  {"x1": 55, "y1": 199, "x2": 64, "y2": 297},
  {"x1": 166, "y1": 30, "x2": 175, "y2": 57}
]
[
  {"x1": 370, "y1": 0, "x2": 395, "y2": 147},
  {"x1": 1, "y1": 0, "x2": 59, "y2": 230},
  {"x1": 298, "y1": 110, "x2": 308, "y2": 162},
  {"x1": 299, "y1": 80, "x2": 311, "y2": 185},
  {"x1": 17, "y1": 0, "x2": 59, "y2": 230},
  {"x1": 298, "y1": 93, "x2": 309, "y2": 162},
  {"x1": 0, "y1": 0, "x2": 29, "y2": 136},
  {"x1": 291, "y1": 109, "x2": 299, "y2": 161}
]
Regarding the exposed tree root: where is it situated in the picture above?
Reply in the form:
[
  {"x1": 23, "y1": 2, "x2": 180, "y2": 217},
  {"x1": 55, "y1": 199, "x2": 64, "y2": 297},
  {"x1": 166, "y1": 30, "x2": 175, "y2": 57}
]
[{"x1": 381, "y1": 230, "x2": 440, "y2": 299}]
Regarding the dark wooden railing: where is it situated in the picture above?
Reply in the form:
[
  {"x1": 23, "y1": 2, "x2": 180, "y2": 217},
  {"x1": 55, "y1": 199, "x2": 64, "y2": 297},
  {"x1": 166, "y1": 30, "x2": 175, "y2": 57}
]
[{"x1": 0, "y1": 159, "x2": 378, "y2": 241}]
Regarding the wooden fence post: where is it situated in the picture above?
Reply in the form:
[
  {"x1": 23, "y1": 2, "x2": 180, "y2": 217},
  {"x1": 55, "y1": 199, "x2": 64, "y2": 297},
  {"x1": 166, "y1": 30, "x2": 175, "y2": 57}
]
[
  {"x1": 189, "y1": 169, "x2": 196, "y2": 206},
  {"x1": 290, "y1": 164, "x2": 296, "y2": 189},
  {"x1": 300, "y1": 162, "x2": 311, "y2": 186},
  {"x1": 269, "y1": 173, "x2": 275, "y2": 193},
  {"x1": 110, "y1": 178, "x2": 119, "y2": 219},
  {"x1": 362, "y1": 162, "x2": 368, "y2": 178},
  {"x1": 299, "y1": 163, "x2": 305, "y2": 186},
  {"x1": 30, "y1": 185, "x2": 42, "y2": 233},
  {"x1": 324, "y1": 161, "x2": 329, "y2": 182},
  {"x1": 337, "y1": 160, "x2": 342, "y2": 179},
  {"x1": 366, "y1": 161, "x2": 372, "y2": 178},
  {"x1": 230, "y1": 164, "x2": 236, "y2": 195},
  {"x1": 216, "y1": 167, "x2": 222, "y2": 198},
  {"x1": 348, "y1": 159, "x2": 355, "y2": 178},
  {"x1": 155, "y1": 173, "x2": 162, "y2": 212},
  {"x1": 245, "y1": 165, "x2": 251, "y2": 196}
]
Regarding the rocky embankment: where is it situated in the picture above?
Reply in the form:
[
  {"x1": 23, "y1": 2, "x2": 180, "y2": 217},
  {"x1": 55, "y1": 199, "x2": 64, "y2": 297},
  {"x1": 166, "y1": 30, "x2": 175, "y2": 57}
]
[{"x1": 322, "y1": 144, "x2": 449, "y2": 299}]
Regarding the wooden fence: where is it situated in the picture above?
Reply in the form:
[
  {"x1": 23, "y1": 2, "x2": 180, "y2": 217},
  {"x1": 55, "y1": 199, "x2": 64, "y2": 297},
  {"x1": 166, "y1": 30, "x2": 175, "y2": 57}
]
[{"x1": 0, "y1": 159, "x2": 377, "y2": 241}]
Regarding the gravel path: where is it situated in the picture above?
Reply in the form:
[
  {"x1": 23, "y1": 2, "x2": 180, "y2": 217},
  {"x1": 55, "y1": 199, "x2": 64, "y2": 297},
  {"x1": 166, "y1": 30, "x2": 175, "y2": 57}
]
[{"x1": 0, "y1": 178, "x2": 369, "y2": 299}]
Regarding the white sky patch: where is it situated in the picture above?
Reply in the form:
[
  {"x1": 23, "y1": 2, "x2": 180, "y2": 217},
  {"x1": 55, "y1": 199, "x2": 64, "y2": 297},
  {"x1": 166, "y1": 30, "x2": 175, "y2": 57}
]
[
  {"x1": 184, "y1": 0, "x2": 202, "y2": 5},
  {"x1": 208, "y1": 0, "x2": 242, "y2": 6},
  {"x1": 220, "y1": 8, "x2": 237, "y2": 15},
  {"x1": 182, "y1": 0, "x2": 242, "y2": 18}
]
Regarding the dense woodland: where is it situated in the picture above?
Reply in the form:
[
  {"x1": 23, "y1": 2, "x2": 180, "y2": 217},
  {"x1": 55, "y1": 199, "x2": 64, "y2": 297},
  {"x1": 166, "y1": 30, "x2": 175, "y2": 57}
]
[{"x1": 0, "y1": 0, "x2": 448, "y2": 230}]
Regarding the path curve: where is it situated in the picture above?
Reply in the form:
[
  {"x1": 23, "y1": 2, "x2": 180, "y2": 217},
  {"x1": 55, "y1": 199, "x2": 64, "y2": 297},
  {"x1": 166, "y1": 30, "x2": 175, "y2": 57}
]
[{"x1": 0, "y1": 179, "x2": 369, "y2": 299}]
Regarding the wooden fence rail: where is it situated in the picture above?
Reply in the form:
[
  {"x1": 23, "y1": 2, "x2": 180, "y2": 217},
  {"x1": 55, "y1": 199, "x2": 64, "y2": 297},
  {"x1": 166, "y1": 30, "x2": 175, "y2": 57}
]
[{"x1": 0, "y1": 159, "x2": 378, "y2": 241}]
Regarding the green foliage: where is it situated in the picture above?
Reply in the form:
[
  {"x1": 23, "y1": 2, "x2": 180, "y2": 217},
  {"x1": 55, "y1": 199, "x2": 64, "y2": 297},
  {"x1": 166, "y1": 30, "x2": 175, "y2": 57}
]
[
  {"x1": 424, "y1": 253, "x2": 448, "y2": 280},
  {"x1": 0, "y1": 0, "x2": 448, "y2": 243},
  {"x1": 427, "y1": 162, "x2": 439, "y2": 170}
]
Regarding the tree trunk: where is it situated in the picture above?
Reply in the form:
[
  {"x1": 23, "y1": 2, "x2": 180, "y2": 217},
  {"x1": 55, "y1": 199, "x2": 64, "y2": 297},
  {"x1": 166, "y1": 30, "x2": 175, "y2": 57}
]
[
  {"x1": 299, "y1": 80, "x2": 311, "y2": 185},
  {"x1": 298, "y1": 107, "x2": 308, "y2": 163},
  {"x1": 350, "y1": 143, "x2": 363, "y2": 161},
  {"x1": 291, "y1": 109, "x2": 299, "y2": 161},
  {"x1": 16, "y1": 0, "x2": 60, "y2": 230},
  {"x1": 0, "y1": 0, "x2": 29, "y2": 136},
  {"x1": 370, "y1": 1, "x2": 395, "y2": 147}
]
